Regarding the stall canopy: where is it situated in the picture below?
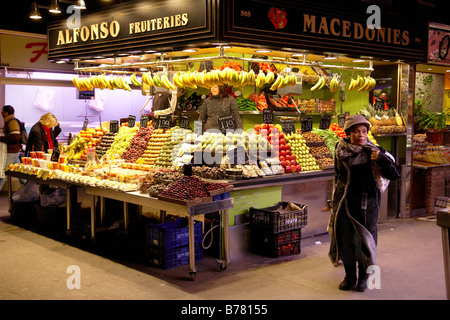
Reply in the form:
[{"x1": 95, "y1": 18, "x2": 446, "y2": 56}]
[{"x1": 47, "y1": 0, "x2": 428, "y2": 63}]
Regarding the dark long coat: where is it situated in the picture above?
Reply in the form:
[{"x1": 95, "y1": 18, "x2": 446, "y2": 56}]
[
  {"x1": 25, "y1": 122, "x2": 61, "y2": 156},
  {"x1": 328, "y1": 139, "x2": 400, "y2": 269}
]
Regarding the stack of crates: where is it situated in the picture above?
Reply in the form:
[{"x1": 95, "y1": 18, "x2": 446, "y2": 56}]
[
  {"x1": 146, "y1": 217, "x2": 203, "y2": 269},
  {"x1": 249, "y1": 202, "x2": 307, "y2": 258}
]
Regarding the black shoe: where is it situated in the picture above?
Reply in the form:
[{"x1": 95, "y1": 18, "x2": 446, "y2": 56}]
[
  {"x1": 339, "y1": 277, "x2": 356, "y2": 290},
  {"x1": 356, "y1": 278, "x2": 367, "y2": 292}
]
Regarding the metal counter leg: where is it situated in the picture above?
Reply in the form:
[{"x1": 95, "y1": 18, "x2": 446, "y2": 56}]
[
  {"x1": 66, "y1": 187, "x2": 72, "y2": 235},
  {"x1": 123, "y1": 202, "x2": 129, "y2": 233},
  {"x1": 188, "y1": 215, "x2": 196, "y2": 280},
  {"x1": 217, "y1": 209, "x2": 229, "y2": 271},
  {"x1": 91, "y1": 194, "x2": 96, "y2": 239},
  {"x1": 7, "y1": 176, "x2": 12, "y2": 214},
  {"x1": 442, "y1": 227, "x2": 450, "y2": 300}
]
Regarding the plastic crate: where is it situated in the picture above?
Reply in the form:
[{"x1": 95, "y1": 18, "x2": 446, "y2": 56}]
[
  {"x1": 146, "y1": 217, "x2": 203, "y2": 251},
  {"x1": 250, "y1": 202, "x2": 307, "y2": 233},
  {"x1": 147, "y1": 244, "x2": 203, "y2": 269},
  {"x1": 250, "y1": 227, "x2": 302, "y2": 258}
]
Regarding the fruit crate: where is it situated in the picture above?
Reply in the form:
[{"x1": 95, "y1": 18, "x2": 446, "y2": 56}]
[
  {"x1": 250, "y1": 227, "x2": 302, "y2": 258},
  {"x1": 250, "y1": 201, "x2": 307, "y2": 233},
  {"x1": 147, "y1": 243, "x2": 203, "y2": 270},
  {"x1": 146, "y1": 217, "x2": 203, "y2": 251}
]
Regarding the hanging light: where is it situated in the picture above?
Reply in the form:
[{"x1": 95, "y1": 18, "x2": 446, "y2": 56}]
[
  {"x1": 49, "y1": 0, "x2": 61, "y2": 13},
  {"x1": 30, "y1": 2, "x2": 42, "y2": 19},
  {"x1": 74, "y1": 0, "x2": 86, "y2": 10}
]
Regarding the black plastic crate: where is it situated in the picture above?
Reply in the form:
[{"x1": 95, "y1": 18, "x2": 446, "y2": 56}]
[
  {"x1": 147, "y1": 244, "x2": 203, "y2": 270},
  {"x1": 250, "y1": 202, "x2": 307, "y2": 233},
  {"x1": 250, "y1": 227, "x2": 302, "y2": 258},
  {"x1": 146, "y1": 217, "x2": 203, "y2": 251}
]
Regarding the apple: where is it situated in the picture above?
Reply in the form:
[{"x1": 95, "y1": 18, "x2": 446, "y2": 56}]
[
  {"x1": 296, "y1": 165, "x2": 302, "y2": 172},
  {"x1": 280, "y1": 138, "x2": 286, "y2": 145},
  {"x1": 280, "y1": 150, "x2": 286, "y2": 157},
  {"x1": 285, "y1": 149, "x2": 291, "y2": 156},
  {"x1": 291, "y1": 154, "x2": 297, "y2": 161},
  {"x1": 285, "y1": 166, "x2": 291, "y2": 173},
  {"x1": 254, "y1": 124, "x2": 261, "y2": 132},
  {"x1": 261, "y1": 123, "x2": 269, "y2": 130},
  {"x1": 285, "y1": 160, "x2": 291, "y2": 167},
  {"x1": 291, "y1": 159, "x2": 297, "y2": 166},
  {"x1": 279, "y1": 133, "x2": 285, "y2": 140},
  {"x1": 284, "y1": 144, "x2": 290, "y2": 150},
  {"x1": 291, "y1": 165, "x2": 297, "y2": 172},
  {"x1": 280, "y1": 160, "x2": 286, "y2": 167},
  {"x1": 279, "y1": 155, "x2": 286, "y2": 162},
  {"x1": 285, "y1": 154, "x2": 291, "y2": 161}
]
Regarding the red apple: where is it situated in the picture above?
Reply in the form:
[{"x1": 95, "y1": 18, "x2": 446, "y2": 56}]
[
  {"x1": 279, "y1": 133, "x2": 285, "y2": 139},
  {"x1": 285, "y1": 166, "x2": 291, "y2": 173},
  {"x1": 279, "y1": 156, "x2": 286, "y2": 162},
  {"x1": 261, "y1": 123, "x2": 269, "y2": 130},
  {"x1": 285, "y1": 150, "x2": 291, "y2": 156},
  {"x1": 291, "y1": 165, "x2": 297, "y2": 172},
  {"x1": 290, "y1": 159, "x2": 297, "y2": 166},
  {"x1": 280, "y1": 138, "x2": 286, "y2": 145},
  {"x1": 296, "y1": 165, "x2": 302, "y2": 172},
  {"x1": 285, "y1": 160, "x2": 291, "y2": 167},
  {"x1": 280, "y1": 150, "x2": 286, "y2": 157},
  {"x1": 286, "y1": 155, "x2": 291, "y2": 162},
  {"x1": 284, "y1": 144, "x2": 290, "y2": 150},
  {"x1": 291, "y1": 154, "x2": 297, "y2": 161},
  {"x1": 280, "y1": 160, "x2": 286, "y2": 167}
]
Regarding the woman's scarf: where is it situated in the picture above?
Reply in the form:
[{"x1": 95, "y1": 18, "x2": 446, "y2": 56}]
[
  {"x1": 42, "y1": 125, "x2": 54, "y2": 150},
  {"x1": 336, "y1": 137, "x2": 390, "y2": 192}
]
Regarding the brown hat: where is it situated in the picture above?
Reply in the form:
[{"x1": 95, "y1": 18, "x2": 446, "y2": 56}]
[{"x1": 344, "y1": 114, "x2": 370, "y2": 134}]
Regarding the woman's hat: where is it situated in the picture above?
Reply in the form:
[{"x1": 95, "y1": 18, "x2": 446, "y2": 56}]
[{"x1": 344, "y1": 114, "x2": 371, "y2": 134}]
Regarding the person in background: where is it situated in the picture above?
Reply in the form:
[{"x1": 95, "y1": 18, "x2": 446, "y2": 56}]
[
  {"x1": 198, "y1": 85, "x2": 243, "y2": 131},
  {"x1": 0, "y1": 105, "x2": 26, "y2": 191},
  {"x1": 26, "y1": 113, "x2": 61, "y2": 157},
  {"x1": 328, "y1": 114, "x2": 400, "y2": 292}
]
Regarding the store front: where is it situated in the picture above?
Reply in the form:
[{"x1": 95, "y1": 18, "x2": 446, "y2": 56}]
[{"x1": 6, "y1": 0, "x2": 430, "y2": 263}]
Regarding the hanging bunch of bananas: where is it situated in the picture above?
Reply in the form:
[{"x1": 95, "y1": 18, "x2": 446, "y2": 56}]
[
  {"x1": 269, "y1": 73, "x2": 297, "y2": 91},
  {"x1": 63, "y1": 135, "x2": 90, "y2": 161},
  {"x1": 329, "y1": 74, "x2": 340, "y2": 93},
  {"x1": 72, "y1": 74, "x2": 132, "y2": 91},
  {"x1": 172, "y1": 68, "x2": 257, "y2": 89},
  {"x1": 310, "y1": 76, "x2": 326, "y2": 91},
  {"x1": 348, "y1": 75, "x2": 376, "y2": 91},
  {"x1": 141, "y1": 72, "x2": 177, "y2": 90}
]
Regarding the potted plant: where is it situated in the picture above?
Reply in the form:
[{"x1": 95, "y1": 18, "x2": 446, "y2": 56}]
[{"x1": 415, "y1": 107, "x2": 450, "y2": 145}]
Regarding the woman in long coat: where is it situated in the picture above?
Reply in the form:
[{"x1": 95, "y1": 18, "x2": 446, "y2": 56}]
[{"x1": 328, "y1": 114, "x2": 400, "y2": 292}]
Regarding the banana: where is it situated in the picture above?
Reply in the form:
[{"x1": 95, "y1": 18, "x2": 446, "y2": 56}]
[
  {"x1": 348, "y1": 78, "x2": 356, "y2": 91},
  {"x1": 256, "y1": 71, "x2": 266, "y2": 87},
  {"x1": 330, "y1": 75, "x2": 339, "y2": 92},
  {"x1": 173, "y1": 72, "x2": 184, "y2": 88},
  {"x1": 358, "y1": 77, "x2": 370, "y2": 92},
  {"x1": 270, "y1": 74, "x2": 283, "y2": 91},
  {"x1": 130, "y1": 73, "x2": 142, "y2": 87},
  {"x1": 162, "y1": 74, "x2": 177, "y2": 90},
  {"x1": 311, "y1": 76, "x2": 323, "y2": 91},
  {"x1": 265, "y1": 71, "x2": 274, "y2": 84},
  {"x1": 319, "y1": 76, "x2": 326, "y2": 90},
  {"x1": 248, "y1": 70, "x2": 256, "y2": 85},
  {"x1": 153, "y1": 74, "x2": 162, "y2": 87}
]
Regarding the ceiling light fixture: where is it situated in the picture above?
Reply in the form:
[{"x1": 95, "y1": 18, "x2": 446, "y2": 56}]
[
  {"x1": 291, "y1": 53, "x2": 304, "y2": 57},
  {"x1": 323, "y1": 56, "x2": 338, "y2": 60},
  {"x1": 30, "y1": 2, "x2": 42, "y2": 19},
  {"x1": 352, "y1": 59, "x2": 366, "y2": 63},
  {"x1": 49, "y1": 0, "x2": 61, "y2": 13},
  {"x1": 182, "y1": 49, "x2": 198, "y2": 53},
  {"x1": 255, "y1": 50, "x2": 272, "y2": 53}
]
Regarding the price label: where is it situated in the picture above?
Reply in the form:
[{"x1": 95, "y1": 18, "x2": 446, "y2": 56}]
[
  {"x1": 218, "y1": 115, "x2": 237, "y2": 133},
  {"x1": 82, "y1": 117, "x2": 89, "y2": 131},
  {"x1": 128, "y1": 115, "x2": 136, "y2": 128},
  {"x1": 374, "y1": 97, "x2": 385, "y2": 110},
  {"x1": 319, "y1": 115, "x2": 331, "y2": 130},
  {"x1": 158, "y1": 115, "x2": 172, "y2": 129},
  {"x1": 180, "y1": 115, "x2": 190, "y2": 129},
  {"x1": 338, "y1": 114, "x2": 346, "y2": 128},
  {"x1": 301, "y1": 117, "x2": 313, "y2": 133},
  {"x1": 140, "y1": 116, "x2": 149, "y2": 128},
  {"x1": 263, "y1": 109, "x2": 274, "y2": 124},
  {"x1": 280, "y1": 118, "x2": 295, "y2": 134},
  {"x1": 110, "y1": 120, "x2": 119, "y2": 133}
]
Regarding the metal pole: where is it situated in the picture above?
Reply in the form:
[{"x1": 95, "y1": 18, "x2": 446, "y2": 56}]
[{"x1": 442, "y1": 227, "x2": 450, "y2": 299}]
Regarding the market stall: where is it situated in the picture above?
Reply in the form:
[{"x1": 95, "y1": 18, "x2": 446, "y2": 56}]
[{"x1": 5, "y1": 0, "x2": 432, "y2": 269}]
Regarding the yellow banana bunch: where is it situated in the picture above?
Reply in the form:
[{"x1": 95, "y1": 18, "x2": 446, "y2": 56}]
[
  {"x1": 330, "y1": 75, "x2": 339, "y2": 93},
  {"x1": 311, "y1": 76, "x2": 325, "y2": 91},
  {"x1": 130, "y1": 73, "x2": 142, "y2": 87},
  {"x1": 72, "y1": 76, "x2": 94, "y2": 91},
  {"x1": 63, "y1": 136, "x2": 90, "y2": 160},
  {"x1": 160, "y1": 74, "x2": 177, "y2": 90},
  {"x1": 357, "y1": 76, "x2": 376, "y2": 92},
  {"x1": 265, "y1": 71, "x2": 275, "y2": 84},
  {"x1": 72, "y1": 75, "x2": 133, "y2": 91},
  {"x1": 256, "y1": 71, "x2": 266, "y2": 87}
]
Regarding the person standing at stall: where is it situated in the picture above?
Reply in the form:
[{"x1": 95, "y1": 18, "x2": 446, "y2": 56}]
[
  {"x1": 0, "y1": 105, "x2": 26, "y2": 191},
  {"x1": 198, "y1": 85, "x2": 243, "y2": 131},
  {"x1": 26, "y1": 113, "x2": 61, "y2": 157},
  {"x1": 328, "y1": 114, "x2": 400, "y2": 292}
]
